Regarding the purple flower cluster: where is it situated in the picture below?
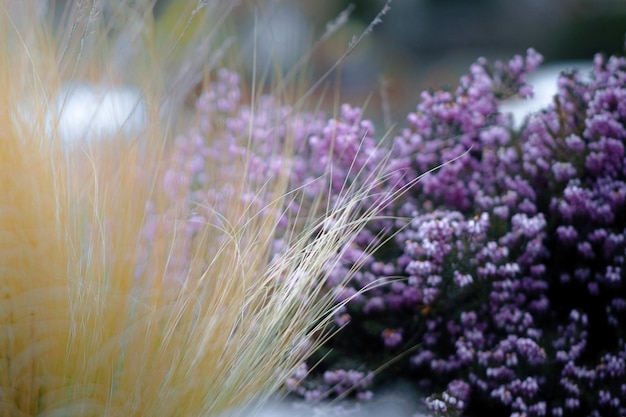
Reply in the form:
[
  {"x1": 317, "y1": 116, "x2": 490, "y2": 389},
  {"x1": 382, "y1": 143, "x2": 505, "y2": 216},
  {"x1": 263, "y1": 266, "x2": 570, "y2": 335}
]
[
  {"x1": 284, "y1": 363, "x2": 374, "y2": 402},
  {"x1": 137, "y1": 68, "x2": 388, "y2": 282},
  {"x1": 426, "y1": 379, "x2": 471, "y2": 416},
  {"x1": 294, "y1": 44, "x2": 626, "y2": 417}
]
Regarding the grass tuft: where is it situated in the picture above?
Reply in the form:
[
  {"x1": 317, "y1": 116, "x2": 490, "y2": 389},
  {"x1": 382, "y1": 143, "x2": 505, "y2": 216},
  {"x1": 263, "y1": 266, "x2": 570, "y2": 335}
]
[{"x1": 0, "y1": 2, "x2": 399, "y2": 416}]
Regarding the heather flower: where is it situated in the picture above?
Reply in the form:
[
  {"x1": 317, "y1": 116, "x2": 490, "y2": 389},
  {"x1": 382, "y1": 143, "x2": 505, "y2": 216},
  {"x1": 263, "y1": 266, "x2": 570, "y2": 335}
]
[
  {"x1": 284, "y1": 41, "x2": 626, "y2": 417},
  {"x1": 382, "y1": 328, "x2": 403, "y2": 349},
  {"x1": 286, "y1": 367, "x2": 375, "y2": 401}
]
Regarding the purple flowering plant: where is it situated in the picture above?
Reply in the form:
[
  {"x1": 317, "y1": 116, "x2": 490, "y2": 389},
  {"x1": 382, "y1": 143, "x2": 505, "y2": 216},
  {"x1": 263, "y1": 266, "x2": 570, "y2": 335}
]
[
  {"x1": 282, "y1": 43, "x2": 626, "y2": 417},
  {"x1": 152, "y1": 34, "x2": 626, "y2": 416}
]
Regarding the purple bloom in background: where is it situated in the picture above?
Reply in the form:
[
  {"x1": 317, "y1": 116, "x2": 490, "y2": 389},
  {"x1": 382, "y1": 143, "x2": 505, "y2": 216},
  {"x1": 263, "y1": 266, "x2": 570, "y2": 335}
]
[{"x1": 382, "y1": 328, "x2": 403, "y2": 349}]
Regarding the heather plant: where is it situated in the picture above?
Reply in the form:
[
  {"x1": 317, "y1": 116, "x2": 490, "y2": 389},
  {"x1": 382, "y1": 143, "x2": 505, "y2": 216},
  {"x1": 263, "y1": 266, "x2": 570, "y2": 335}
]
[{"x1": 274, "y1": 43, "x2": 626, "y2": 417}]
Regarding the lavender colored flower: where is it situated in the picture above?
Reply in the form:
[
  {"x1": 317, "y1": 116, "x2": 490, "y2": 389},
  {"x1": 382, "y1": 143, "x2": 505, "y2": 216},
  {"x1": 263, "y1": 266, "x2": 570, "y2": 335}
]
[
  {"x1": 286, "y1": 42, "x2": 626, "y2": 417},
  {"x1": 381, "y1": 328, "x2": 403, "y2": 349}
]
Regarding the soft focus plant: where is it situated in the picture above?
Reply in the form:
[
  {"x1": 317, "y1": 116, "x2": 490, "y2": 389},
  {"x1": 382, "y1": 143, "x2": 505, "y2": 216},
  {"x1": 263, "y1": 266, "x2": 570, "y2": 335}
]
[{"x1": 0, "y1": 1, "x2": 404, "y2": 416}]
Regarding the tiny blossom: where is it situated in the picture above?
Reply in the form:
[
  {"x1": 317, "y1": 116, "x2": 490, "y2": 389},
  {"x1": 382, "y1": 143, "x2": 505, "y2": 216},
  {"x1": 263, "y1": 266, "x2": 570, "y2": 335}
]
[
  {"x1": 556, "y1": 225, "x2": 578, "y2": 244},
  {"x1": 381, "y1": 328, "x2": 403, "y2": 349},
  {"x1": 334, "y1": 312, "x2": 351, "y2": 327},
  {"x1": 426, "y1": 398, "x2": 448, "y2": 414},
  {"x1": 552, "y1": 162, "x2": 577, "y2": 182},
  {"x1": 363, "y1": 296, "x2": 385, "y2": 314},
  {"x1": 565, "y1": 134, "x2": 585, "y2": 152},
  {"x1": 356, "y1": 390, "x2": 373, "y2": 401},
  {"x1": 304, "y1": 390, "x2": 324, "y2": 402},
  {"x1": 453, "y1": 271, "x2": 473, "y2": 287}
]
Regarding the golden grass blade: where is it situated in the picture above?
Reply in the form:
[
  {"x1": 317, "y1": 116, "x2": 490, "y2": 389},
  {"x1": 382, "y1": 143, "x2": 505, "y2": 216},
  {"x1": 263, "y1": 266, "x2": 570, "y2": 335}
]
[{"x1": 0, "y1": 2, "x2": 405, "y2": 416}]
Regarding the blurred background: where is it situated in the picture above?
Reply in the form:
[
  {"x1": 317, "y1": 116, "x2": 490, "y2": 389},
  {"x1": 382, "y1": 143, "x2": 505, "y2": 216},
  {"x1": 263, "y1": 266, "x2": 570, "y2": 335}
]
[
  {"x1": 215, "y1": 0, "x2": 626, "y2": 121},
  {"x1": 46, "y1": 0, "x2": 626, "y2": 124}
]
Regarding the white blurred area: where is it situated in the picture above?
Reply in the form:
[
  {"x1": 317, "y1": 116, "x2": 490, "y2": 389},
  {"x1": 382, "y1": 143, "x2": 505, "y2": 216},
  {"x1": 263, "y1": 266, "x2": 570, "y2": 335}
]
[
  {"x1": 239, "y1": 2, "x2": 311, "y2": 74},
  {"x1": 234, "y1": 382, "x2": 433, "y2": 417},
  {"x1": 47, "y1": 84, "x2": 146, "y2": 144},
  {"x1": 48, "y1": 62, "x2": 593, "y2": 145},
  {"x1": 500, "y1": 62, "x2": 593, "y2": 129}
]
